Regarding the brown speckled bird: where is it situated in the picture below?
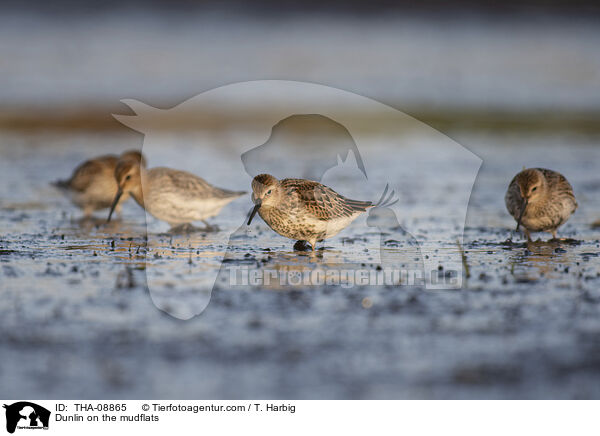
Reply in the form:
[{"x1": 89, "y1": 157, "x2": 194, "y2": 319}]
[
  {"x1": 505, "y1": 167, "x2": 577, "y2": 241},
  {"x1": 247, "y1": 174, "x2": 373, "y2": 251},
  {"x1": 53, "y1": 150, "x2": 146, "y2": 217}
]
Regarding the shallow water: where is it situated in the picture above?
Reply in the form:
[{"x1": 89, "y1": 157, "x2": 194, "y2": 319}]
[{"x1": 1, "y1": 126, "x2": 599, "y2": 398}]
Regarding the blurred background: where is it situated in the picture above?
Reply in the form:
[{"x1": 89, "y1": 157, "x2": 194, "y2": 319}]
[{"x1": 1, "y1": 0, "x2": 599, "y2": 132}]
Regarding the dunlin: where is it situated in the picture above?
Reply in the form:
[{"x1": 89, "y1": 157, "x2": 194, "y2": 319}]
[
  {"x1": 107, "y1": 161, "x2": 246, "y2": 230},
  {"x1": 505, "y1": 167, "x2": 577, "y2": 240},
  {"x1": 53, "y1": 150, "x2": 146, "y2": 217},
  {"x1": 247, "y1": 174, "x2": 376, "y2": 251}
]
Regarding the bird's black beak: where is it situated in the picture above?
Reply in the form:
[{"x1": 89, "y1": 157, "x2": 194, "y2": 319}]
[
  {"x1": 516, "y1": 198, "x2": 528, "y2": 231},
  {"x1": 107, "y1": 188, "x2": 123, "y2": 223},
  {"x1": 247, "y1": 199, "x2": 261, "y2": 225}
]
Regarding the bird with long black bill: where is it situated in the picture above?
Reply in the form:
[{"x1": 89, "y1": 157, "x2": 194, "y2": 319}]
[
  {"x1": 248, "y1": 173, "x2": 395, "y2": 251},
  {"x1": 53, "y1": 150, "x2": 146, "y2": 218},
  {"x1": 107, "y1": 160, "x2": 245, "y2": 232}
]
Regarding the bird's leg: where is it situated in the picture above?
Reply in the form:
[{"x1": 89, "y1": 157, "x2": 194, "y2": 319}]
[
  {"x1": 169, "y1": 223, "x2": 197, "y2": 234},
  {"x1": 83, "y1": 206, "x2": 93, "y2": 219},
  {"x1": 551, "y1": 230, "x2": 558, "y2": 240},
  {"x1": 169, "y1": 223, "x2": 184, "y2": 233},
  {"x1": 202, "y1": 220, "x2": 219, "y2": 232},
  {"x1": 293, "y1": 240, "x2": 312, "y2": 252},
  {"x1": 524, "y1": 229, "x2": 532, "y2": 242}
]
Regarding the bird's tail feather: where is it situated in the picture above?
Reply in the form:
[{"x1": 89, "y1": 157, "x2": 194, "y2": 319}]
[
  {"x1": 346, "y1": 199, "x2": 373, "y2": 212},
  {"x1": 374, "y1": 184, "x2": 399, "y2": 208},
  {"x1": 221, "y1": 189, "x2": 247, "y2": 198},
  {"x1": 51, "y1": 179, "x2": 69, "y2": 189}
]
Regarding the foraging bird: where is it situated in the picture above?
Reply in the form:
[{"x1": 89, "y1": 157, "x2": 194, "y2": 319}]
[
  {"x1": 247, "y1": 173, "x2": 375, "y2": 251},
  {"x1": 53, "y1": 150, "x2": 146, "y2": 217},
  {"x1": 107, "y1": 160, "x2": 246, "y2": 230},
  {"x1": 505, "y1": 168, "x2": 577, "y2": 241}
]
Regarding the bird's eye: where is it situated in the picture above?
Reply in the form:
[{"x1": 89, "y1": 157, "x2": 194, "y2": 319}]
[
  {"x1": 266, "y1": 189, "x2": 272, "y2": 195},
  {"x1": 531, "y1": 187, "x2": 537, "y2": 192},
  {"x1": 125, "y1": 175, "x2": 131, "y2": 181}
]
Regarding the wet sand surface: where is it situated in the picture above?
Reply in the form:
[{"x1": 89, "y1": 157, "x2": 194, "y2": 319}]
[{"x1": 1, "y1": 129, "x2": 599, "y2": 399}]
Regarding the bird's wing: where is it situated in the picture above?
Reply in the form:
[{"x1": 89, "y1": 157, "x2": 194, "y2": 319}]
[
  {"x1": 67, "y1": 156, "x2": 117, "y2": 192},
  {"x1": 504, "y1": 175, "x2": 522, "y2": 218},
  {"x1": 283, "y1": 179, "x2": 372, "y2": 220},
  {"x1": 151, "y1": 168, "x2": 242, "y2": 200},
  {"x1": 537, "y1": 168, "x2": 570, "y2": 190},
  {"x1": 536, "y1": 168, "x2": 578, "y2": 210}
]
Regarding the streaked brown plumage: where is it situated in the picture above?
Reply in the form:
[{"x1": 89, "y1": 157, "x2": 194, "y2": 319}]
[
  {"x1": 248, "y1": 174, "x2": 372, "y2": 250},
  {"x1": 505, "y1": 167, "x2": 577, "y2": 240},
  {"x1": 53, "y1": 150, "x2": 146, "y2": 217}
]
